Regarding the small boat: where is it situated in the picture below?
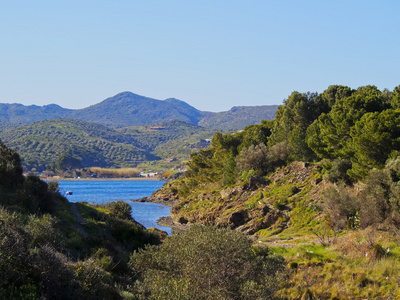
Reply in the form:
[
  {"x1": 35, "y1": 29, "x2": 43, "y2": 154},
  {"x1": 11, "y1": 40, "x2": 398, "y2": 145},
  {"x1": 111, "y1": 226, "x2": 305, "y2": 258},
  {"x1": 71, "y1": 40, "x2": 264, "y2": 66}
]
[{"x1": 66, "y1": 191, "x2": 73, "y2": 195}]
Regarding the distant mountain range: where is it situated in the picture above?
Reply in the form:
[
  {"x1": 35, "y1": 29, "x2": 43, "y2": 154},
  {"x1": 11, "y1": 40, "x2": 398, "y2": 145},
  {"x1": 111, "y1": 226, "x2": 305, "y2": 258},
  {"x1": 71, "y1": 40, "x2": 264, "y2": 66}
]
[
  {"x1": 0, "y1": 92, "x2": 279, "y2": 171},
  {"x1": 0, "y1": 92, "x2": 278, "y2": 131}
]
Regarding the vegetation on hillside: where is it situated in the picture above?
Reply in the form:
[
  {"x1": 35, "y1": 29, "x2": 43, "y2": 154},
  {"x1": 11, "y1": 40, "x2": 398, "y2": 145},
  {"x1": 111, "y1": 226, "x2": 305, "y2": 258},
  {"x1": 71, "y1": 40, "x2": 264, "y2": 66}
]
[
  {"x1": 0, "y1": 139, "x2": 163, "y2": 298},
  {"x1": 0, "y1": 119, "x2": 213, "y2": 173},
  {"x1": 3, "y1": 83, "x2": 400, "y2": 298},
  {"x1": 118, "y1": 119, "x2": 214, "y2": 158},
  {"x1": 0, "y1": 139, "x2": 288, "y2": 299},
  {"x1": 174, "y1": 85, "x2": 400, "y2": 189},
  {"x1": 150, "y1": 84, "x2": 400, "y2": 298},
  {"x1": 198, "y1": 105, "x2": 278, "y2": 131}
]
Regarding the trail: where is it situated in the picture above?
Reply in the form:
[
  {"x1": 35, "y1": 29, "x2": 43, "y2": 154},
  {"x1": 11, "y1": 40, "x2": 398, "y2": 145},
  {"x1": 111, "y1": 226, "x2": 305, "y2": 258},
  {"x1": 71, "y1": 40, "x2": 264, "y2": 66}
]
[{"x1": 70, "y1": 203, "x2": 88, "y2": 237}]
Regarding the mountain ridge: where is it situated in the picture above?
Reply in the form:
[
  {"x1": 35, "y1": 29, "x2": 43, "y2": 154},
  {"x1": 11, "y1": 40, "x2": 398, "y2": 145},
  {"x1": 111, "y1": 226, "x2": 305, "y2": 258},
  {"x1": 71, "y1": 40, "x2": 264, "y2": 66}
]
[{"x1": 0, "y1": 92, "x2": 278, "y2": 131}]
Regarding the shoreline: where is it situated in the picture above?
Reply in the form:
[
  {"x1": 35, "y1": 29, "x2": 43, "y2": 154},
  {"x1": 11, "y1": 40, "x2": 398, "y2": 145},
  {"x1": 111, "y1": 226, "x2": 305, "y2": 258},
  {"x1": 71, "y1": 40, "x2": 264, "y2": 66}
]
[
  {"x1": 43, "y1": 177, "x2": 166, "y2": 182},
  {"x1": 156, "y1": 216, "x2": 190, "y2": 233},
  {"x1": 132, "y1": 196, "x2": 188, "y2": 233}
]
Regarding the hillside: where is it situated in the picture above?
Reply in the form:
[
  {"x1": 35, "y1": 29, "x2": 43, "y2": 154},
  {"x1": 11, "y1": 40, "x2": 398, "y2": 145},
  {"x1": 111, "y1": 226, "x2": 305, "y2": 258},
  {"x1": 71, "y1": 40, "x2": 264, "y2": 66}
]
[
  {"x1": 0, "y1": 118, "x2": 158, "y2": 171},
  {"x1": 0, "y1": 138, "x2": 288, "y2": 299},
  {"x1": 0, "y1": 139, "x2": 163, "y2": 299},
  {"x1": 0, "y1": 103, "x2": 74, "y2": 125},
  {"x1": 0, "y1": 118, "x2": 214, "y2": 172},
  {"x1": 141, "y1": 84, "x2": 400, "y2": 298},
  {"x1": 198, "y1": 105, "x2": 278, "y2": 131},
  {"x1": 148, "y1": 158, "x2": 400, "y2": 298},
  {"x1": 0, "y1": 91, "x2": 278, "y2": 130},
  {"x1": 118, "y1": 119, "x2": 214, "y2": 158}
]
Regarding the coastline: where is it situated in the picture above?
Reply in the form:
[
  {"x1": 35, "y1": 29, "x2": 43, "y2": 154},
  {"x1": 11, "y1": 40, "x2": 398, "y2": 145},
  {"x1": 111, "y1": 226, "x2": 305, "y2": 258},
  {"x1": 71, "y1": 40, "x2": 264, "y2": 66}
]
[
  {"x1": 156, "y1": 216, "x2": 190, "y2": 233},
  {"x1": 132, "y1": 196, "x2": 189, "y2": 233},
  {"x1": 43, "y1": 177, "x2": 165, "y2": 182}
]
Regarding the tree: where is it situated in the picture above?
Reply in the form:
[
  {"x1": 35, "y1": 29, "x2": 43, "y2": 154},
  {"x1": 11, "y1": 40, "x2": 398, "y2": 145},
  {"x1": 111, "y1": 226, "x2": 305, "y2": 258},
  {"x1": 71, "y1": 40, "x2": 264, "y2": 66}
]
[
  {"x1": 307, "y1": 85, "x2": 389, "y2": 160},
  {"x1": 235, "y1": 143, "x2": 269, "y2": 176},
  {"x1": 54, "y1": 153, "x2": 81, "y2": 171},
  {"x1": 320, "y1": 85, "x2": 353, "y2": 108},
  {"x1": 390, "y1": 85, "x2": 400, "y2": 109},
  {"x1": 348, "y1": 109, "x2": 400, "y2": 180},
  {"x1": 130, "y1": 225, "x2": 287, "y2": 300},
  {"x1": 0, "y1": 139, "x2": 24, "y2": 187},
  {"x1": 268, "y1": 91, "x2": 325, "y2": 161}
]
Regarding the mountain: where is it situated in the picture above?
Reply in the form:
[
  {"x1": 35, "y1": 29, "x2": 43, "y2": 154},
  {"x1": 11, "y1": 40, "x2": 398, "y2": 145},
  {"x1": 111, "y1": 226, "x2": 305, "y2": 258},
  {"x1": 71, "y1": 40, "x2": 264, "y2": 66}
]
[
  {"x1": 73, "y1": 92, "x2": 206, "y2": 128},
  {"x1": 0, "y1": 103, "x2": 73, "y2": 125},
  {"x1": 0, "y1": 92, "x2": 278, "y2": 131}
]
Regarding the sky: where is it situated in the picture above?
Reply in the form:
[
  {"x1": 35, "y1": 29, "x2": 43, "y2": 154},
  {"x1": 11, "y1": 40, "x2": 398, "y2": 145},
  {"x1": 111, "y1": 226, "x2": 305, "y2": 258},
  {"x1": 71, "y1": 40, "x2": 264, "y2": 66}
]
[{"x1": 1, "y1": 1, "x2": 399, "y2": 112}]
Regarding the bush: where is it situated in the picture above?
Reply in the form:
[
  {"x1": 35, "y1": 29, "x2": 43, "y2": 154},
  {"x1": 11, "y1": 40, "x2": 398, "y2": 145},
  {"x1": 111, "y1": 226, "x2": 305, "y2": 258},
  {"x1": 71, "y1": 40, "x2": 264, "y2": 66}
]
[
  {"x1": 73, "y1": 258, "x2": 117, "y2": 299},
  {"x1": 22, "y1": 176, "x2": 54, "y2": 214},
  {"x1": 236, "y1": 143, "x2": 269, "y2": 176},
  {"x1": 325, "y1": 158, "x2": 352, "y2": 185},
  {"x1": 289, "y1": 261, "x2": 298, "y2": 269},
  {"x1": 322, "y1": 185, "x2": 359, "y2": 231},
  {"x1": 130, "y1": 225, "x2": 287, "y2": 299},
  {"x1": 105, "y1": 200, "x2": 132, "y2": 220},
  {"x1": 26, "y1": 214, "x2": 64, "y2": 249},
  {"x1": 0, "y1": 140, "x2": 24, "y2": 188}
]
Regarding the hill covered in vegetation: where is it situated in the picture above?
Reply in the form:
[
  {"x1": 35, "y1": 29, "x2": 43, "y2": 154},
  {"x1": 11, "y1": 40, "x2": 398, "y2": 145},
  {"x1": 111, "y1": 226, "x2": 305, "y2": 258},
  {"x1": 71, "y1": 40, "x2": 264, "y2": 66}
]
[
  {"x1": 198, "y1": 104, "x2": 278, "y2": 131},
  {"x1": 0, "y1": 139, "x2": 164, "y2": 298},
  {"x1": 118, "y1": 119, "x2": 215, "y2": 158},
  {"x1": 0, "y1": 91, "x2": 278, "y2": 131},
  {"x1": 0, "y1": 118, "x2": 214, "y2": 172},
  {"x1": 0, "y1": 118, "x2": 158, "y2": 171},
  {"x1": 0, "y1": 139, "x2": 288, "y2": 299},
  {"x1": 145, "y1": 84, "x2": 400, "y2": 298}
]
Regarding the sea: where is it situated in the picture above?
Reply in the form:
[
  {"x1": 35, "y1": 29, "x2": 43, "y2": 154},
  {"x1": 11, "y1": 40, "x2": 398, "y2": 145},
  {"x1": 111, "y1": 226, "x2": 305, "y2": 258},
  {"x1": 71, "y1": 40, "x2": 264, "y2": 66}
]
[{"x1": 54, "y1": 180, "x2": 172, "y2": 234}]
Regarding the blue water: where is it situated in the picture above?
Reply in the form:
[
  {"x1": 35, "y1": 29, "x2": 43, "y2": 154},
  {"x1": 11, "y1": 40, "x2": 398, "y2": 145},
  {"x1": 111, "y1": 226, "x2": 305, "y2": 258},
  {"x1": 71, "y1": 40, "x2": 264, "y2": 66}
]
[{"x1": 55, "y1": 180, "x2": 172, "y2": 234}]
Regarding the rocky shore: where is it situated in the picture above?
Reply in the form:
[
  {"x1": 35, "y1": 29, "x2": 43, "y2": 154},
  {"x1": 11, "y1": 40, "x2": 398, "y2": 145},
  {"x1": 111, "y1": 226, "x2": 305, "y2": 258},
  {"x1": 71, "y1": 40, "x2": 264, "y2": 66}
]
[
  {"x1": 156, "y1": 216, "x2": 190, "y2": 232},
  {"x1": 132, "y1": 194, "x2": 188, "y2": 232}
]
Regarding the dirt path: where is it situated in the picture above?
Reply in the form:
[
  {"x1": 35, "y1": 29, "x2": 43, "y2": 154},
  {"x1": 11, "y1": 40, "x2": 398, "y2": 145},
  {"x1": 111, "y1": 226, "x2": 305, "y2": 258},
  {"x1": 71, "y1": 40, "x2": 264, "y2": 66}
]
[{"x1": 70, "y1": 203, "x2": 88, "y2": 237}]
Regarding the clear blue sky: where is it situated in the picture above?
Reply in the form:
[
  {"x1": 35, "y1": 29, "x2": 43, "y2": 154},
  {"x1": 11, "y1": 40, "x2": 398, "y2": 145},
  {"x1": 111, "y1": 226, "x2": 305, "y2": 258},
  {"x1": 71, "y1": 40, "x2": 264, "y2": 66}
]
[{"x1": 1, "y1": 1, "x2": 399, "y2": 112}]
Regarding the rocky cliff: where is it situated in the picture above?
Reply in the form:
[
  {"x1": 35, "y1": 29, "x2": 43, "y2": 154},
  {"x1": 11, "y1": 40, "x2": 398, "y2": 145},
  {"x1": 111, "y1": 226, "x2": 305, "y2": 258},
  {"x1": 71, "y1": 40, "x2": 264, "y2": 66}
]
[{"x1": 145, "y1": 161, "x2": 328, "y2": 236}]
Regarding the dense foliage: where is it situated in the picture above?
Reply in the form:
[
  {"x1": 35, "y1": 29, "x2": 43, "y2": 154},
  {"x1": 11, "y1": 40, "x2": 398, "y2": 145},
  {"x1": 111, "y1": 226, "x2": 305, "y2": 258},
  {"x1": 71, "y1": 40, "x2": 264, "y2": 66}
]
[
  {"x1": 184, "y1": 84, "x2": 400, "y2": 187},
  {"x1": 157, "y1": 84, "x2": 400, "y2": 299}
]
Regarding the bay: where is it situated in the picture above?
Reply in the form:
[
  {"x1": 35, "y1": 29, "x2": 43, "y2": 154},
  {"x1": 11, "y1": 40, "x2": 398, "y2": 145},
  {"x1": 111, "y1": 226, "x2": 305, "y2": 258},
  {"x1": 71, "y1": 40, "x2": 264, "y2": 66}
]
[{"x1": 54, "y1": 180, "x2": 172, "y2": 234}]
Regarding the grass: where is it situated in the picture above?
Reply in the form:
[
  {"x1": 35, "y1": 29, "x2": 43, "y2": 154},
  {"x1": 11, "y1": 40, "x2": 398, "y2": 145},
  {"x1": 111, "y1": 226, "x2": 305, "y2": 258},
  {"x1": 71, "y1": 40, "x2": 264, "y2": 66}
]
[{"x1": 269, "y1": 228, "x2": 400, "y2": 299}]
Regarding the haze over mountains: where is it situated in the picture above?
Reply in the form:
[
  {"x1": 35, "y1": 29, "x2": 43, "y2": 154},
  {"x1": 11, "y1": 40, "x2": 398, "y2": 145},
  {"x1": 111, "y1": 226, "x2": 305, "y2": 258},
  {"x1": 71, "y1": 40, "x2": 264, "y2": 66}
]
[{"x1": 0, "y1": 92, "x2": 278, "y2": 131}]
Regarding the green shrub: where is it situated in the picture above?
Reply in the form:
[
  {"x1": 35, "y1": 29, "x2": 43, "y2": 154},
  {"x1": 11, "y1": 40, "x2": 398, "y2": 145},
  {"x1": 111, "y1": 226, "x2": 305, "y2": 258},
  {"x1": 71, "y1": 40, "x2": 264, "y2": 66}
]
[
  {"x1": 236, "y1": 143, "x2": 269, "y2": 176},
  {"x1": 373, "y1": 243, "x2": 386, "y2": 260},
  {"x1": 170, "y1": 186, "x2": 178, "y2": 194},
  {"x1": 74, "y1": 258, "x2": 117, "y2": 299},
  {"x1": 26, "y1": 214, "x2": 64, "y2": 249},
  {"x1": 105, "y1": 200, "x2": 132, "y2": 220},
  {"x1": 130, "y1": 225, "x2": 288, "y2": 299},
  {"x1": 289, "y1": 261, "x2": 298, "y2": 269},
  {"x1": 325, "y1": 158, "x2": 352, "y2": 184},
  {"x1": 322, "y1": 185, "x2": 359, "y2": 231}
]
